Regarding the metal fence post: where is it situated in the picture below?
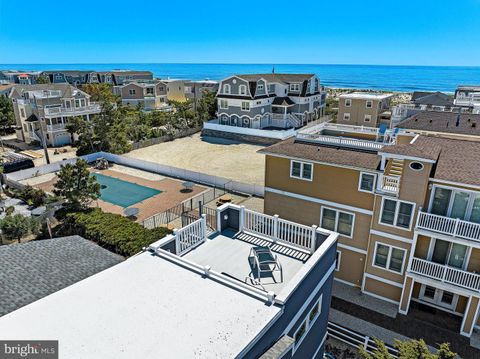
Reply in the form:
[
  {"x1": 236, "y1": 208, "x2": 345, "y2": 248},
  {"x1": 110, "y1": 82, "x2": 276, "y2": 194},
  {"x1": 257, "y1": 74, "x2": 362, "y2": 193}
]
[{"x1": 173, "y1": 229, "x2": 179, "y2": 254}]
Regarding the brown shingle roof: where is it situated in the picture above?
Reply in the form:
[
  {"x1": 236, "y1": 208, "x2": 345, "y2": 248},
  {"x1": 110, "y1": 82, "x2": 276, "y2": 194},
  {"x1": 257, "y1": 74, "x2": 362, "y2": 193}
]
[
  {"x1": 236, "y1": 74, "x2": 314, "y2": 84},
  {"x1": 380, "y1": 136, "x2": 442, "y2": 161},
  {"x1": 397, "y1": 111, "x2": 480, "y2": 136},
  {"x1": 259, "y1": 137, "x2": 381, "y2": 170}
]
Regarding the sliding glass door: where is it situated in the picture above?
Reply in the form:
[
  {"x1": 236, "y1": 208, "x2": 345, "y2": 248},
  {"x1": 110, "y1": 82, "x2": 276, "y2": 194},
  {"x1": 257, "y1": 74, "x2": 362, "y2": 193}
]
[
  {"x1": 430, "y1": 239, "x2": 467, "y2": 269},
  {"x1": 430, "y1": 187, "x2": 480, "y2": 223}
]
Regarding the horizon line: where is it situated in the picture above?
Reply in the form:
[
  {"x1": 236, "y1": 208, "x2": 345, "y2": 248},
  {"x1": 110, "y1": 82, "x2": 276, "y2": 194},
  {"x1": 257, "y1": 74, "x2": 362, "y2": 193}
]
[{"x1": 0, "y1": 62, "x2": 479, "y2": 68}]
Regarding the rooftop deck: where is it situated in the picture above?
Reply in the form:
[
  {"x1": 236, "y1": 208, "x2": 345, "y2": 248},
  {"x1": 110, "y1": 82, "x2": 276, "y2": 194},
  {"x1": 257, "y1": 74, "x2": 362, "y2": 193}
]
[{"x1": 184, "y1": 229, "x2": 309, "y2": 293}]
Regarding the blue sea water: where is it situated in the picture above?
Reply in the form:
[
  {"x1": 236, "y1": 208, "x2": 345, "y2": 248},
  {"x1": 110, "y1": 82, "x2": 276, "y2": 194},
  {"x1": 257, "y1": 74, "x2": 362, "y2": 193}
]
[{"x1": 1, "y1": 63, "x2": 480, "y2": 93}]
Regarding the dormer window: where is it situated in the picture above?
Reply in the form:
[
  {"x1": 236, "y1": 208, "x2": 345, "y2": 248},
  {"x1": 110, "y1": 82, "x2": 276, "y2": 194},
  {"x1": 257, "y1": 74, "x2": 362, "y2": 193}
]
[
  {"x1": 223, "y1": 84, "x2": 231, "y2": 94},
  {"x1": 290, "y1": 83, "x2": 300, "y2": 92},
  {"x1": 257, "y1": 84, "x2": 264, "y2": 91},
  {"x1": 239, "y1": 85, "x2": 247, "y2": 95}
]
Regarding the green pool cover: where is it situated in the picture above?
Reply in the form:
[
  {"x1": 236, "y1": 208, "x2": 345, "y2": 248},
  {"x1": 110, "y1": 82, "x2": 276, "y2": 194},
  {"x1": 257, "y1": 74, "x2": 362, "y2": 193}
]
[{"x1": 92, "y1": 173, "x2": 161, "y2": 208}]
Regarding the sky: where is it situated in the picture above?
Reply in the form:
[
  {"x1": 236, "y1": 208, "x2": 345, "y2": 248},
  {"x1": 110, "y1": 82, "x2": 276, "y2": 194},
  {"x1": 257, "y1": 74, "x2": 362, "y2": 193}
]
[{"x1": 1, "y1": 0, "x2": 479, "y2": 66}]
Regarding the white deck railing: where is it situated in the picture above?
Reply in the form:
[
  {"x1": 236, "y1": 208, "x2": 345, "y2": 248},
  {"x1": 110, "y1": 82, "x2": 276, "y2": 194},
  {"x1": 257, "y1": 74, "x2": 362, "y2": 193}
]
[
  {"x1": 410, "y1": 257, "x2": 480, "y2": 292},
  {"x1": 174, "y1": 215, "x2": 207, "y2": 256},
  {"x1": 416, "y1": 212, "x2": 480, "y2": 242},
  {"x1": 377, "y1": 174, "x2": 401, "y2": 195},
  {"x1": 44, "y1": 103, "x2": 101, "y2": 116},
  {"x1": 296, "y1": 133, "x2": 386, "y2": 151},
  {"x1": 243, "y1": 209, "x2": 317, "y2": 253}
]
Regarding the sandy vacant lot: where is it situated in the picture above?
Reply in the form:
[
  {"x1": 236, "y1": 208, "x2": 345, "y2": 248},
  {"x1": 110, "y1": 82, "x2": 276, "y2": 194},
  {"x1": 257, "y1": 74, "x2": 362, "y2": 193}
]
[{"x1": 125, "y1": 134, "x2": 266, "y2": 186}]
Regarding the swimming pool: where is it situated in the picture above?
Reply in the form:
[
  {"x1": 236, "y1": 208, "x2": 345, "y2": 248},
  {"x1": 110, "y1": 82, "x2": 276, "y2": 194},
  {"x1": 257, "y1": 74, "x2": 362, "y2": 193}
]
[{"x1": 92, "y1": 173, "x2": 161, "y2": 208}]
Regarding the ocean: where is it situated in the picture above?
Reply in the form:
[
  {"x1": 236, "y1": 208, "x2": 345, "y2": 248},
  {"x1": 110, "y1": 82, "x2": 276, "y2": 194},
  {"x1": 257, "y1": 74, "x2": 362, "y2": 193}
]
[{"x1": 1, "y1": 63, "x2": 479, "y2": 93}]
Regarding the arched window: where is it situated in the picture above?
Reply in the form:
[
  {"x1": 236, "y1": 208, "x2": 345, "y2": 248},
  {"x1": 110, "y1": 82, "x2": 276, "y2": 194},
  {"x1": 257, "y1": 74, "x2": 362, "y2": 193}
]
[
  {"x1": 223, "y1": 84, "x2": 231, "y2": 94},
  {"x1": 239, "y1": 85, "x2": 247, "y2": 95}
]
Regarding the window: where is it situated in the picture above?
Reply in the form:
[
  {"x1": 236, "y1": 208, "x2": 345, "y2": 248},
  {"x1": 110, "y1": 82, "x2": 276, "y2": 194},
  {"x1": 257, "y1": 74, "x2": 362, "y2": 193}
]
[
  {"x1": 343, "y1": 113, "x2": 350, "y2": 121},
  {"x1": 359, "y1": 172, "x2": 376, "y2": 193},
  {"x1": 380, "y1": 198, "x2": 415, "y2": 229},
  {"x1": 345, "y1": 99, "x2": 351, "y2": 107},
  {"x1": 366, "y1": 100, "x2": 373, "y2": 108},
  {"x1": 239, "y1": 85, "x2": 247, "y2": 95},
  {"x1": 219, "y1": 99, "x2": 228, "y2": 109},
  {"x1": 129, "y1": 89, "x2": 136, "y2": 95},
  {"x1": 336, "y1": 251, "x2": 341, "y2": 271},
  {"x1": 257, "y1": 84, "x2": 264, "y2": 91},
  {"x1": 364, "y1": 115, "x2": 372, "y2": 122},
  {"x1": 269, "y1": 85, "x2": 275, "y2": 93},
  {"x1": 373, "y1": 242, "x2": 406, "y2": 273},
  {"x1": 146, "y1": 88, "x2": 154, "y2": 95},
  {"x1": 241, "y1": 101, "x2": 250, "y2": 111},
  {"x1": 223, "y1": 84, "x2": 231, "y2": 94},
  {"x1": 290, "y1": 160, "x2": 313, "y2": 181},
  {"x1": 321, "y1": 207, "x2": 354, "y2": 237},
  {"x1": 290, "y1": 83, "x2": 300, "y2": 91},
  {"x1": 409, "y1": 162, "x2": 424, "y2": 171},
  {"x1": 20, "y1": 108, "x2": 25, "y2": 117},
  {"x1": 293, "y1": 295, "x2": 322, "y2": 351}
]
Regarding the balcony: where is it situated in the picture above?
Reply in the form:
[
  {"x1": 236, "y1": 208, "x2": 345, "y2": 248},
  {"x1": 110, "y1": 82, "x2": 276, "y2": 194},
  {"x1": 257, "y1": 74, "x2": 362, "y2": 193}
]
[
  {"x1": 409, "y1": 257, "x2": 480, "y2": 292},
  {"x1": 43, "y1": 103, "x2": 101, "y2": 117},
  {"x1": 297, "y1": 132, "x2": 387, "y2": 151},
  {"x1": 376, "y1": 174, "x2": 400, "y2": 195},
  {"x1": 46, "y1": 123, "x2": 67, "y2": 132},
  {"x1": 416, "y1": 212, "x2": 480, "y2": 242}
]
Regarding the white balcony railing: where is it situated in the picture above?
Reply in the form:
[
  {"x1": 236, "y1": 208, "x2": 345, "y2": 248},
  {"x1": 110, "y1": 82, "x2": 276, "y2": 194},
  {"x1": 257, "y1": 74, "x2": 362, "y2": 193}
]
[
  {"x1": 174, "y1": 215, "x2": 207, "y2": 256},
  {"x1": 46, "y1": 123, "x2": 67, "y2": 132},
  {"x1": 44, "y1": 103, "x2": 101, "y2": 116},
  {"x1": 377, "y1": 174, "x2": 401, "y2": 195},
  {"x1": 416, "y1": 212, "x2": 480, "y2": 242},
  {"x1": 296, "y1": 133, "x2": 387, "y2": 151},
  {"x1": 410, "y1": 257, "x2": 480, "y2": 292}
]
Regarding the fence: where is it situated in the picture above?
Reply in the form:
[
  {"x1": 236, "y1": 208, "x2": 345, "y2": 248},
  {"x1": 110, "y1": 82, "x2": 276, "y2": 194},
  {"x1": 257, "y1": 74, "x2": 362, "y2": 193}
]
[
  {"x1": 242, "y1": 208, "x2": 317, "y2": 253},
  {"x1": 327, "y1": 322, "x2": 398, "y2": 358},
  {"x1": 174, "y1": 216, "x2": 207, "y2": 256},
  {"x1": 142, "y1": 187, "x2": 227, "y2": 229},
  {"x1": 131, "y1": 126, "x2": 202, "y2": 150},
  {"x1": 4, "y1": 151, "x2": 265, "y2": 198}
]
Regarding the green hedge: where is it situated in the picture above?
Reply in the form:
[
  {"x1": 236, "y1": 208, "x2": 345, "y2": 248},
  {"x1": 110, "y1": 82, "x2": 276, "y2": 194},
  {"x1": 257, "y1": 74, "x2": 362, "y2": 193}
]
[{"x1": 61, "y1": 208, "x2": 171, "y2": 257}]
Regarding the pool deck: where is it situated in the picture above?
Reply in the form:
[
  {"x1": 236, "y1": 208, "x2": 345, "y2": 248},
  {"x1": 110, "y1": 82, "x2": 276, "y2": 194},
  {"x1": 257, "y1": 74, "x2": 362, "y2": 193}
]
[{"x1": 30, "y1": 167, "x2": 208, "y2": 222}]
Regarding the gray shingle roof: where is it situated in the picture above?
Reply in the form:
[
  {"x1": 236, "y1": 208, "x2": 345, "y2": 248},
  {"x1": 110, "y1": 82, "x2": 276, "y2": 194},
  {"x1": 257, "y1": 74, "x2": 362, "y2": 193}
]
[
  {"x1": 0, "y1": 236, "x2": 123, "y2": 317},
  {"x1": 412, "y1": 92, "x2": 453, "y2": 106},
  {"x1": 9, "y1": 83, "x2": 90, "y2": 99},
  {"x1": 397, "y1": 111, "x2": 480, "y2": 136},
  {"x1": 236, "y1": 73, "x2": 314, "y2": 84}
]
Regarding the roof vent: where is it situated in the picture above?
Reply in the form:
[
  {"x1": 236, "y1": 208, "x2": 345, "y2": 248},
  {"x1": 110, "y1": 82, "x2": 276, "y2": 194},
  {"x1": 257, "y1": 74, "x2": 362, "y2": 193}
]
[
  {"x1": 446, "y1": 122, "x2": 449, "y2": 127},
  {"x1": 414, "y1": 118, "x2": 418, "y2": 122},
  {"x1": 429, "y1": 119, "x2": 433, "y2": 123},
  {"x1": 472, "y1": 123, "x2": 477, "y2": 128},
  {"x1": 468, "y1": 118, "x2": 471, "y2": 122},
  {"x1": 456, "y1": 114, "x2": 460, "y2": 127}
]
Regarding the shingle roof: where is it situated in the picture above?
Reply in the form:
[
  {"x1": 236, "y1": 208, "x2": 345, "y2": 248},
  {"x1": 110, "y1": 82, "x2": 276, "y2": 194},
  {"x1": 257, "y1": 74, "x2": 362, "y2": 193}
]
[
  {"x1": 236, "y1": 73, "x2": 314, "y2": 84},
  {"x1": 9, "y1": 83, "x2": 90, "y2": 99},
  {"x1": 0, "y1": 236, "x2": 123, "y2": 317},
  {"x1": 380, "y1": 135, "x2": 443, "y2": 161},
  {"x1": 259, "y1": 137, "x2": 381, "y2": 170},
  {"x1": 272, "y1": 97, "x2": 295, "y2": 106},
  {"x1": 397, "y1": 111, "x2": 480, "y2": 136},
  {"x1": 411, "y1": 92, "x2": 453, "y2": 106}
]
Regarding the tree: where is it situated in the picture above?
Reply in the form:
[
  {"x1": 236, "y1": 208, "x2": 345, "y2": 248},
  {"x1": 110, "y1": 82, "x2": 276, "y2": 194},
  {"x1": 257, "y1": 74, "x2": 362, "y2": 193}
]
[
  {"x1": 196, "y1": 90, "x2": 217, "y2": 122},
  {"x1": 35, "y1": 74, "x2": 50, "y2": 84},
  {"x1": 0, "y1": 96, "x2": 15, "y2": 134},
  {"x1": 53, "y1": 159, "x2": 100, "y2": 210},
  {"x1": 360, "y1": 338, "x2": 456, "y2": 359},
  {"x1": 80, "y1": 83, "x2": 119, "y2": 104},
  {"x1": 0, "y1": 214, "x2": 40, "y2": 243}
]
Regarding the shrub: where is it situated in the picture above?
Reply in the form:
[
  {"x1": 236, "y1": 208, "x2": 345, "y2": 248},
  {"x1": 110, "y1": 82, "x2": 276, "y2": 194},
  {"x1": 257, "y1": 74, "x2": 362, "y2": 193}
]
[
  {"x1": 59, "y1": 208, "x2": 171, "y2": 257},
  {"x1": 20, "y1": 185, "x2": 46, "y2": 207},
  {"x1": 0, "y1": 214, "x2": 40, "y2": 243}
]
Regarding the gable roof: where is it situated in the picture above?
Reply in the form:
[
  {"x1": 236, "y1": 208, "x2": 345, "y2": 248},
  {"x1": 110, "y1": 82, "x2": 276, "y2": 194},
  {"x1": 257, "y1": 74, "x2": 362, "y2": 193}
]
[
  {"x1": 411, "y1": 91, "x2": 453, "y2": 106},
  {"x1": 9, "y1": 83, "x2": 90, "y2": 99},
  {"x1": 397, "y1": 111, "x2": 480, "y2": 136},
  {"x1": 235, "y1": 73, "x2": 315, "y2": 84},
  {"x1": 0, "y1": 236, "x2": 123, "y2": 317},
  {"x1": 272, "y1": 97, "x2": 295, "y2": 106}
]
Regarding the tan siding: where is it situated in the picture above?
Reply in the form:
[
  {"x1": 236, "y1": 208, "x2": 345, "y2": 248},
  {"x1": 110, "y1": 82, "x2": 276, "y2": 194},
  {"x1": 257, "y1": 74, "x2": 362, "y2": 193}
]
[
  {"x1": 463, "y1": 296, "x2": 480, "y2": 334},
  {"x1": 337, "y1": 98, "x2": 382, "y2": 127},
  {"x1": 398, "y1": 160, "x2": 432, "y2": 204},
  {"x1": 400, "y1": 276, "x2": 414, "y2": 311},
  {"x1": 265, "y1": 155, "x2": 375, "y2": 211},
  {"x1": 467, "y1": 248, "x2": 480, "y2": 273},
  {"x1": 335, "y1": 249, "x2": 365, "y2": 287},
  {"x1": 365, "y1": 234, "x2": 410, "y2": 284},
  {"x1": 264, "y1": 191, "x2": 371, "y2": 251},
  {"x1": 412, "y1": 282, "x2": 421, "y2": 299},
  {"x1": 364, "y1": 277, "x2": 402, "y2": 302},
  {"x1": 414, "y1": 235, "x2": 431, "y2": 259},
  {"x1": 457, "y1": 295, "x2": 469, "y2": 314},
  {"x1": 371, "y1": 194, "x2": 415, "y2": 238}
]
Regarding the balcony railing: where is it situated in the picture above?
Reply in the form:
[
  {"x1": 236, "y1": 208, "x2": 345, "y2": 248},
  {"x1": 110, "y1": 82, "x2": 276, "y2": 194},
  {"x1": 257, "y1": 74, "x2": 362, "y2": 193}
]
[
  {"x1": 296, "y1": 133, "x2": 386, "y2": 151},
  {"x1": 46, "y1": 123, "x2": 67, "y2": 132},
  {"x1": 44, "y1": 103, "x2": 101, "y2": 116},
  {"x1": 410, "y1": 257, "x2": 480, "y2": 292},
  {"x1": 416, "y1": 212, "x2": 480, "y2": 242},
  {"x1": 377, "y1": 174, "x2": 400, "y2": 195}
]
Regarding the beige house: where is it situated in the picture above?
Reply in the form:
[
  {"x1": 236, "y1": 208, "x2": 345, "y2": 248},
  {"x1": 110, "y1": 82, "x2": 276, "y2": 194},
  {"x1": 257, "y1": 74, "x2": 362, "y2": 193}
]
[
  {"x1": 113, "y1": 80, "x2": 171, "y2": 111},
  {"x1": 260, "y1": 122, "x2": 480, "y2": 338},
  {"x1": 337, "y1": 92, "x2": 393, "y2": 127}
]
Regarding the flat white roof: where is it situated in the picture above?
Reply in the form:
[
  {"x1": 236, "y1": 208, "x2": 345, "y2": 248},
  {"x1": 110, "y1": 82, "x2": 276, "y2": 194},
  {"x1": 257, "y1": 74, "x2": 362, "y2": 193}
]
[
  {"x1": 339, "y1": 92, "x2": 393, "y2": 100},
  {"x1": 0, "y1": 251, "x2": 281, "y2": 358}
]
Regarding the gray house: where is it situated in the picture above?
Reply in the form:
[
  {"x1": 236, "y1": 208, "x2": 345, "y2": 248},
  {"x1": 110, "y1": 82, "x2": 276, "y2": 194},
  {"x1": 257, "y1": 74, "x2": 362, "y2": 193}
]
[{"x1": 215, "y1": 73, "x2": 326, "y2": 130}]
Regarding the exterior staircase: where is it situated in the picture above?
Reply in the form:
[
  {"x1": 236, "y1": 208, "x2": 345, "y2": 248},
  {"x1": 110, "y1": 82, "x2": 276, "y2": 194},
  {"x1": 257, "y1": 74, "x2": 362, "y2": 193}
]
[
  {"x1": 381, "y1": 159, "x2": 404, "y2": 194},
  {"x1": 287, "y1": 113, "x2": 303, "y2": 128}
]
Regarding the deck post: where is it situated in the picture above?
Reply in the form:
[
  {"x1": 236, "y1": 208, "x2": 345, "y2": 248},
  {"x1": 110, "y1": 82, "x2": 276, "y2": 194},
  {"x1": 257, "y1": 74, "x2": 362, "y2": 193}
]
[
  {"x1": 239, "y1": 206, "x2": 245, "y2": 233},
  {"x1": 273, "y1": 215, "x2": 279, "y2": 243},
  {"x1": 173, "y1": 229, "x2": 179, "y2": 255},
  {"x1": 201, "y1": 214, "x2": 207, "y2": 241},
  {"x1": 310, "y1": 225, "x2": 318, "y2": 253}
]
